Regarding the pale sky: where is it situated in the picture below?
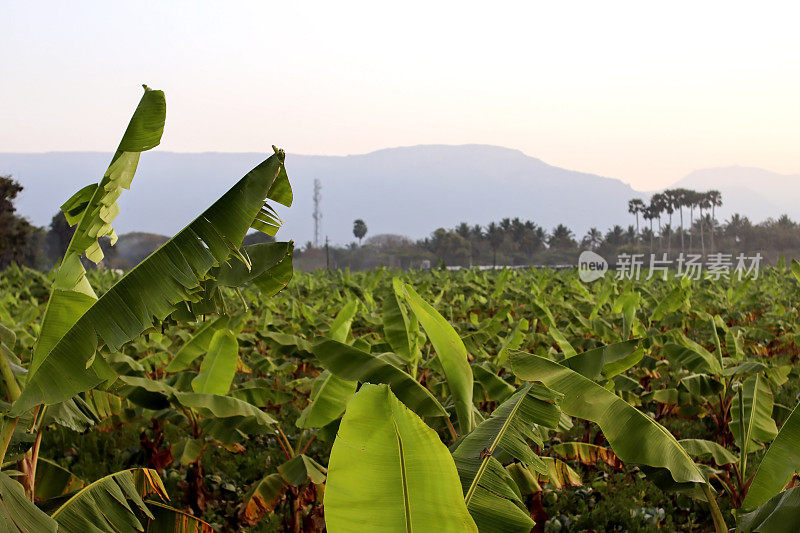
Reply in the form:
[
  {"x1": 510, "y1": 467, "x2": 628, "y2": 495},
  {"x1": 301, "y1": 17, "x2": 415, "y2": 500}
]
[{"x1": 2, "y1": 0, "x2": 799, "y2": 189}]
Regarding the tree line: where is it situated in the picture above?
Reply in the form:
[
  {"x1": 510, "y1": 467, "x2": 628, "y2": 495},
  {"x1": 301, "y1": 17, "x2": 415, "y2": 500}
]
[
  {"x1": 297, "y1": 187, "x2": 800, "y2": 269},
  {"x1": 6, "y1": 173, "x2": 800, "y2": 272},
  {"x1": 627, "y1": 188, "x2": 723, "y2": 255}
]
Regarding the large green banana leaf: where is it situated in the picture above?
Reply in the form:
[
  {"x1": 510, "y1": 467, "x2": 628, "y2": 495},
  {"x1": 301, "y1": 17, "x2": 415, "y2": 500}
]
[
  {"x1": 12, "y1": 148, "x2": 291, "y2": 415},
  {"x1": 0, "y1": 471, "x2": 57, "y2": 532},
  {"x1": 311, "y1": 338, "x2": 446, "y2": 418},
  {"x1": 738, "y1": 486, "x2": 800, "y2": 533},
  {"x1": 730, "y1": 374, "x2": 778, "y2": 455},
  {"x1": 324, "y1": 384, "x2": 477, "y2": 532},
  {"x1": 33, "y1": 87, "x2": 166, "y2": 375},
  {"x1": 510, "y1": 351, "x2": 705, "y2": 484},
  {"x1": 401, "y1": 283, "x2": 474, "y2": 433},
  {"x1": 741, "y1": 401, "x2": 800, "y2": 510},
  {"x1": 453, "y1": 382, "x2": 562, "y2": 532}
]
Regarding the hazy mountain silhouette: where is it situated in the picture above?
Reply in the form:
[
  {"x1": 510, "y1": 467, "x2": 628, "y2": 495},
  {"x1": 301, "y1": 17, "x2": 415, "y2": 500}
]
[
  {"x1": 1, "y1": 145, "x2": 641, "y2": 245},
  {"x1": 8, "y1": 146, "x2": 794, "y2": 247}
]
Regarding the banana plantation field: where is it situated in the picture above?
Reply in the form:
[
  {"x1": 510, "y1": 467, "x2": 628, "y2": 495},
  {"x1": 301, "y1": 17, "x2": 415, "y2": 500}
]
[{"x1": 3, "y1": 89, "x2": 800, "y2": 533}]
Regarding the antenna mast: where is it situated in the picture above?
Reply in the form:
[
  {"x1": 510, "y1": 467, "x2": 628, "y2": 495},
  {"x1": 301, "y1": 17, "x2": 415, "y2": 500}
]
[{"x1": 312, "y1": 179, "x2": 322, "y2": 247}]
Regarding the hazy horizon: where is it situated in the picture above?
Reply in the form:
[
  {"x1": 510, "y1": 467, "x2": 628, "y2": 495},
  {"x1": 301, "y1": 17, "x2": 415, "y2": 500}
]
[{"x1": 3, "y1": 1, "x2": 800, "y2": 190}]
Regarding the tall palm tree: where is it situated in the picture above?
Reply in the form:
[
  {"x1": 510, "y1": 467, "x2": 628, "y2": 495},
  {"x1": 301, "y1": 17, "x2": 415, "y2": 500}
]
[
  {"x1": 687, "y1": 190, "x2": 700, "y2": 251},
  {"x1": 352, "y1": 219, "x2": 368, "y2": 246},
  {"x1": 628, "y1": 198, "x2": 645, "y2": 240},
  {"x1": 643, "y1": 205, "x2": 656, "y2": 251},
  {"x1": 662, "y1": 190, "x2": 677, "y2": 254},
  {"x1": 673, "y1": 188, "x2": 689, "y2": 252},
  {"x1": 707, "y1": 190, "x2": 722, "y2": 252},
  {"x1": 697, "y1": 192, "x2": 711, "y2": 256},
  {"x1": 650, "y1": 193, "x2": 667, "y2": 251}
]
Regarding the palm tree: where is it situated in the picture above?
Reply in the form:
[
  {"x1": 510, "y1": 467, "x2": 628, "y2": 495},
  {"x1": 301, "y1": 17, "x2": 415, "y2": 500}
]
[
  {"x1": 548, "y1": 224, "x2": 576, "y2": 250},
  {"x1": 650, "y1": 193, "x2": 667, "y2": 251},
  {"x1": 686, "y1": 190, "x2": 700, "y2": 251},
  {"x1": 455, "y1": 222, "x2": 472, "y2": 265},
  {"x1": 604, "y1": 225, "x2": 625, "y2": 248},
  {"x1": 673, "y1": 188, "x2": 689, "y2": 252},
  {"x1": 643, "y1": 205, "x2": 656, "y2": 251},
  {"x1": 662, "y1": 189, "x2": 679, "y2": 254},
  {"x1": 627, "y1": 198, "x2": 645, "y2": 240},
  {"x1": 707, "y1": 190, "x2": 722, "y2": 252},
  {"x1": 582, "y1": 227, "x2": 603, "y2": 250},
  {"x1": 486, "y1": 222, "x2": 503, "y2": 267},
  {"x1": 697, "y1": 192, "x2": 711, "y2": 256},
  {"x1": 352, "y1": 219, "x2": 368, "y2": 246}
]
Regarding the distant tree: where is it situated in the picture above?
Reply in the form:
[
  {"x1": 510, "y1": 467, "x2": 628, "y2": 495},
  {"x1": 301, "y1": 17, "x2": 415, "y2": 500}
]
[
  {"x1": 708, "y1": 189, "x2": 722, "y2": 252},
  {"x1": 581, "y1": 227, "x2": 603, "y2": 250},
  {"x1": 697, "y1": 192, "x2": 712, "y2": 255},
  {"x1": 627, "y1": 198, "x2": 645, "y2": 239},
  {"x1": 426, "y1": 228, "x2": 469, "y2": 265},
  {"x1": 662, "y1": 189, "x2": 678, "y2": 253},
  {"x1": 650, "y1": 193, "x2": 667, "y2": 250},
  {"x1": 686, "y1": 189, "x2": 702, "y2": 250},
  {"x1": 352, "y1": 219, "x2": 368, "y2": 245},
  {"x1": 455, "y1": 222, "x2": 471, "y2": 239},
  {"x1": 486, "y1": 222, "x2": 504, "y2": 266},
  {"x1": 603, "y1": 225, "x2": 626, "y2": 248},
  {"x1": 548, "y1": 224, "x2": 576, "y2": 250},
  {"x1": 642, "y1": 205, "x2": 657, "y2": 251},
  {"x1": 0, "y1": 175, "x2": 37, "y2": 268},
  {"x1": 671, "y1": 188, "x2": 690, "y2": 252}
]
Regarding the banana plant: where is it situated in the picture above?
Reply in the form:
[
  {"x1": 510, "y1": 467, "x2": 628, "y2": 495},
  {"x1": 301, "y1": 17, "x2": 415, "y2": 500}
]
[
  {"x1": 510, "y1": 350, "x2": 728, "y2": 533},
  {"x1": 0, "y1": 86, "x2": 295, "y2": 529}
]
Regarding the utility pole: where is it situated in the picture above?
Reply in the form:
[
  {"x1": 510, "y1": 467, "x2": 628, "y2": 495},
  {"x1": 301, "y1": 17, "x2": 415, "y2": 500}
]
[
  {"x1": 325, "y1": 236, "x2": 330, "y2": 270},
  {"x1": 313, "y1": 179, "x2": 322, "y2": 248}
]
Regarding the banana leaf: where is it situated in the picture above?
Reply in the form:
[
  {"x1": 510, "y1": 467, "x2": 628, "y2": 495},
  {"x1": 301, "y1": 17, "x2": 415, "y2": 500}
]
[
  {"x1": 510, "y1": 351, "x2": 705, "y2": 484},
  {"x1": 453, "y1": 382, "x2": 562, "y2": 532},
  {"x1": 742, "y1": 401, "x2": 800, "y2": 510},
  {"x1": 401, "y1": 283, "x2": 474, "y2": 433},
  {"x1": 324, "y1": 384, "x2": 477, "y2": 532},
  {"x1": 13, "y1": 148, "x2": 291, "y2": 415}
]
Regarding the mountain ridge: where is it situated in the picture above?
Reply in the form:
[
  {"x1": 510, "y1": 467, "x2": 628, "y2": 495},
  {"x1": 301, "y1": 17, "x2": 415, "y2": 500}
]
[{"x1": 1, "y1": 145, "x2": 794, "y2": 245}]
